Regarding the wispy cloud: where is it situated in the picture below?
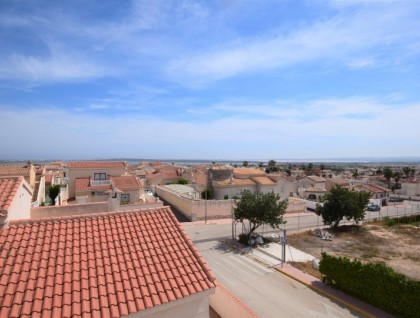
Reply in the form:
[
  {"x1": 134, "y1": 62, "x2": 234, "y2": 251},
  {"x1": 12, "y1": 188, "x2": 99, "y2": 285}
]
[
  {"x1": 166, "y1": 3, "x2": 420, "y2": 84},
  {"x1": 1, "y1": 95, "x2": 419, "y2": 159}
]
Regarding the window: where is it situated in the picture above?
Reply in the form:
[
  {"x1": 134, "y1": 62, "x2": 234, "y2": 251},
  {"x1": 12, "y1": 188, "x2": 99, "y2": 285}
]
[
  {"x1": 94, "y1": 173, "x2": 107, "y2": 181},
  {"x1": 121, "y1": 194, "x2": 130, "y2": 204}
]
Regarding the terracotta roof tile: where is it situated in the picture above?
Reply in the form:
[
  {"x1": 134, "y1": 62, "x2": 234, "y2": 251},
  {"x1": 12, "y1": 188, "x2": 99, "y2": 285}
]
[
  {"x1": 75, "y1": 178, "x2": 111, "y2": 192},
  {"x1": 215, "y1": 178, "x2": 256, "y2": 187},
  {"x1": 0, "y1": 165, "x2": 32, "y2": 177},
  {"x1": 0, "y1": 207, "x2": 216, "y2": 317},
  {"x1": 0, "y1": 176, "x2": 24, "y2": 212},
  {"x1": 251, "y1": 176, "x2": 277, "y2": 186},
  {"x1": 67, "y1": 161, "x2": 126, "y2": 169},
  {"x1": 110, "y1": 176, "x2": 140, "y2": 191}
]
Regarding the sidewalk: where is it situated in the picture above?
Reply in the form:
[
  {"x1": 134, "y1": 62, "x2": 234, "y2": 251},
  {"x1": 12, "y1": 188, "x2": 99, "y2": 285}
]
[
  {"x1": 224, "y1": 239, "x2": 394, "y2": 318},
  {"x1": 245, "y1": 242, "x2": 395, "y2": 318},
  {"x1": 277, "y1": 264, "x2": 395, "y2": 318}
]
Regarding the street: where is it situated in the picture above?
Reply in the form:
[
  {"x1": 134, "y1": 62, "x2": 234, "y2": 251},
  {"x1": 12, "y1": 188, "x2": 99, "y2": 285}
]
[{"x1": 193, "y1": 238, "x2": 362, "y2": 317}]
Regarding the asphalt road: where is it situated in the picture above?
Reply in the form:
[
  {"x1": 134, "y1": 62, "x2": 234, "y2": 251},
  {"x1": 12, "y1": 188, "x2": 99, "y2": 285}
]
[
  {"x1": 183, "y1": 203, "x2": 420, "y2": 243},
  {"x1": 193, "y1": 239, "x2": 363, "y2": 317}
]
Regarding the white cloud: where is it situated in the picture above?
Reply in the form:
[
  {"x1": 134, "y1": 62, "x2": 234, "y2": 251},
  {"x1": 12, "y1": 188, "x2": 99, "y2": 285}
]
[
  {"x1": 1, "y1": 95, "x2": 419, "y2": 159},
  {"x1": 166, "y1": 3, "x2": 420, "y2": 84}
]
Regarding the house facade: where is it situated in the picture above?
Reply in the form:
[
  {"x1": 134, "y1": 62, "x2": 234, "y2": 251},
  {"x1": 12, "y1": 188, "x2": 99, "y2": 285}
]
[
  {"x1": 0, "y1": 176, "x2": 32, "y2": 227},
  {"x1": 66, "y1": 161, "x2": 127, "y2": 199},
  {"x1": 0, "y1": 161, "x2": 36, "y2": 188}
]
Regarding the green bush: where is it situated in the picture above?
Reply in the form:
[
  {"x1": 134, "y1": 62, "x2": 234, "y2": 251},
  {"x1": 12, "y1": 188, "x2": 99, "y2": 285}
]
[
  {"x1": 224, "y1": 194, "x2": 229, "y2": 200},
  {"x1": 320, "y1": 253, "x2": 420, "y2": 318},
  {"x1": 383, "y1": 214, "x2": 420, "y2": 227}
]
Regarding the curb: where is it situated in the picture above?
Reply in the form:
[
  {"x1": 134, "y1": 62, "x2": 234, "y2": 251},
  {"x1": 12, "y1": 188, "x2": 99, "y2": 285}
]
[{"x1": 275, "y1": 267, "x2": 376, "y2": 318}]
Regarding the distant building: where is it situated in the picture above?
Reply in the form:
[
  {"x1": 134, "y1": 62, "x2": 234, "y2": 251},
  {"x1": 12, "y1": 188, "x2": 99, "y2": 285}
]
[
  {"x1": 0, "y1": 161, "x2": 36, "y2": 188},
  {"x1": 66, "y1": 161, "x2": 127, "y2": 199},
  {"x1": 0, "y1": 176, "x2": 32, "y2": 227}
]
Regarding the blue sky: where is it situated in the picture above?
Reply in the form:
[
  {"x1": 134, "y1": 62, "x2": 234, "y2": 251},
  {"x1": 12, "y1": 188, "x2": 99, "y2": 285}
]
[{"x1": 1, "y1": 0, "x2": 420, "y2": 160}]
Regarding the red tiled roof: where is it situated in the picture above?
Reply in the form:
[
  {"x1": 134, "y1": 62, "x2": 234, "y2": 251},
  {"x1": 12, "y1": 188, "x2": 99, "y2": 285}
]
[
  {"x1": 0, "y1": 176, "x2": 23, "y2": 211},
  {"x1": 75, "y1": 178, "x2": 111, "y2": 192},
  {"x1": 355, "y1": 184, "x2": 391, "y2": 193},
  {"x1": 251, "y1": 176, "x2": 277, "y2": 186},
  {"x1": 233, "y1": 168, "x2": 265, "y2": 176},
  {"x1": 215, "y1": 178, "x2": 256, "y2": 187},
  {"x1": 67, "y1": 161, "x2": 126, "y2": 169},
  {"x1": 44, "y1": 174, "x2": 53, "y2": 183},
  {"x1": 111, "y1": 176, "x2": 140, "y2": 191},
  {"x1": 0, "y1": 207, "x2": 216, "y2": 318},
  {"x1": 0, "y1": 165, "x2": 32, "y2": 177}
]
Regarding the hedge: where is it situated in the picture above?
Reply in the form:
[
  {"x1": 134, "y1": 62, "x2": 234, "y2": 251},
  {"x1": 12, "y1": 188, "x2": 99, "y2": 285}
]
[{"x1": 319, "y1": 253, "x2": 420, "y2": 318}]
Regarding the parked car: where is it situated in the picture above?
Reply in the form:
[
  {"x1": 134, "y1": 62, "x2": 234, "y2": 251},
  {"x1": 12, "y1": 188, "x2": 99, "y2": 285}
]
[{"x1": 367, "y1": 204, "x2": 381, "y2": 211}]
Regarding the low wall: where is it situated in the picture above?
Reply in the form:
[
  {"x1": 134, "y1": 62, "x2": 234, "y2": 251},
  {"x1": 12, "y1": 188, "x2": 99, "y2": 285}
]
[
  {"x1": 210, "y1": 285, "x2": 258, "y2": 318},
  {"x1": 156, "y1": 186, "x2": 233, "y2": 221},
  {"x1": 31, "y1": 202, "x2": 108, "y2": 219},
  {"x1": 118, "y1": 201, "x2": 163, "y2": 211}
]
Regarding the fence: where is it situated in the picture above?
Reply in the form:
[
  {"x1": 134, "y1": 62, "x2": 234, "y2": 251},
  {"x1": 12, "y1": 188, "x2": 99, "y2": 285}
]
[{"x1": 238, "y1": 201, "x2": 420, "y2": 237}]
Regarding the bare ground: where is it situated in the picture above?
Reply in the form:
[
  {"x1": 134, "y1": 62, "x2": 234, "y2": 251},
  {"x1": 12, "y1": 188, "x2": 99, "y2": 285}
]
[{"x1": 287, "y1": 222, "x2": 420, "y2": 281}]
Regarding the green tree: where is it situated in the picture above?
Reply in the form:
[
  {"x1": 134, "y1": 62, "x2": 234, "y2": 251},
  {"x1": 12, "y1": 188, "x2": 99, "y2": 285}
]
[
  {"x1": 316, "y1": 186, "x2": 371, "y2": 230},
  {"x1": 320, "y1": 164, "x2": 325, "y2": 176},
  {"x1": 201, "y1": 188, "x2": 213, "y2": 200},
  {"x1": 48, "y1": 185, "x2": 61, "y2": 205},
  {"x1": 352, "y1": 169, "x2": 359, "y2": 177},
  {"x1": 403, "y1": 167, "x2": 411, "y2": 178},
  {"x1": 267, "y1": 160, "x2": 276, "y2": 173},
  {"x1": 243, "y1": 161, "x2": 249, "y2": 167},
  {"x1": 177, "y1": 178, "x2": 188, "y2": 185},
  {"x1": 383, "y1": 166, "x2": 393, "y2": 188},
  {"x1": 307, "y1": 163, "x2": 314, "y2": 172},
  {"x1": 393, "y1": 171, "x2": 401, "y2": 189},
  {"x1": 234, "y1": 190, "x2": 288, "y2": 241}
]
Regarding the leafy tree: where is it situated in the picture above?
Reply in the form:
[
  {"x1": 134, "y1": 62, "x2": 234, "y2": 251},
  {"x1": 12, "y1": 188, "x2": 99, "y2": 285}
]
[
  {"x1": 234, "y1": 190, "x2": 288, "y2": 241},
  {"x1": 403, "y1": 167, "x2": 411, "y2": 178},
  {"x1": 316, "y1": 186, "x2": 371, "y2": 230},
  {"x1": 307, "y1": 163, "x2": 314, "y2": 172},
  {"x1": 320, "y1": 164, "x2": 325, "y2": 175},
  {"x1": 177, "y1": 178, "x2": 188, "y2": 185},
  {"x1": 201, "y1": 188, "x2": 213, "y2": 200},
  {"x1": 352, "y1": 169, "x2": 359, "y2": 177},
  {"x1": 376, "y1": 167, "x2": 383, "y2": 175},
  {"x1": 383, "y1": 166, "x2": 393, "y2": 188},
  {"x1": 393, "y1": 171, "x2": 401, "y2": 190},
  {"x1": 243, "y1": 161, "x2": 249, "y2": 167},
  {"x1": 48, "y1": 185, "x2": 61, "y2": 205},
  {"x1": 266, "y1": 160, "x2": 276, "y2": 173},
  {"x1": 258, "y1": 162, "x2": 264, "y2": 168}
]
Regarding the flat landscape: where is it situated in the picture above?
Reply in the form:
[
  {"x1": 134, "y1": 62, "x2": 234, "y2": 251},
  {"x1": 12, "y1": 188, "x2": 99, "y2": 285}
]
[{"x1": 287, "y1": 222, "x2": 420, "y2": 280}]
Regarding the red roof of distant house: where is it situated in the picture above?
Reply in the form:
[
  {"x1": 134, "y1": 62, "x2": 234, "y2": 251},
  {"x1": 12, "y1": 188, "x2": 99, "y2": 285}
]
[
  {"x1": 75, "y1": 178, "x2": 111, "y2": 192},
  {"x1": 0, "y1": 207, "x2": 216, "y2": 318},
  {"x1": 355, "y1": 184, "x2": 391, "y2": 193},
  {"x1": 67, "y1": 161, "x2": 126, "y2": 169},
  {"x1": 0, "y1": 165, "x2": 32, "y2": 177},
  {"x1": 111, "y1": 176, "x2": 140, "y2": 191},
  {"x1": 0, "y1": 176, "x2": 23, "y2": 211},
  {"x1": 44, "y1": 174, "x2": 53, "y2": 183}
]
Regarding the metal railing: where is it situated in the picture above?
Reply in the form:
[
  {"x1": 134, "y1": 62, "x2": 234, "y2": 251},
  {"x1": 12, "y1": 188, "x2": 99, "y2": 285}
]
[{"x1": 90, "y1": 179, "x2": 111, "y2": 186}]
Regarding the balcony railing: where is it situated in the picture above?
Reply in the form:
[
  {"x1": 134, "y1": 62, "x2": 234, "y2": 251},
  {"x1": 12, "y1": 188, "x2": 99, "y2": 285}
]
[{"x1": 90, "y1": 179, "x2": 111, "y2": 186}]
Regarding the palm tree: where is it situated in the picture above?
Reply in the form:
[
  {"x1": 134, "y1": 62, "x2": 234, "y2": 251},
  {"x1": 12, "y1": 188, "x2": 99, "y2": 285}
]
[{"x1": 383, "y1": 166, "x2": 393, "y2": 189}]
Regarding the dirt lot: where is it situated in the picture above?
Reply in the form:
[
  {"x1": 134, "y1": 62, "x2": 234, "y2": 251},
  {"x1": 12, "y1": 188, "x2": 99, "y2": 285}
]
[{"x1": 287, "y1": 222, "x2": 420, "y2": 281}]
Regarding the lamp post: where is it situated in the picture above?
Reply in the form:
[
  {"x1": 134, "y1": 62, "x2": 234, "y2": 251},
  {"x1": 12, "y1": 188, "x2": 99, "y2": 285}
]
[{"x1": 205, "y1": 188, "x2": 207, "y2": 224}]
